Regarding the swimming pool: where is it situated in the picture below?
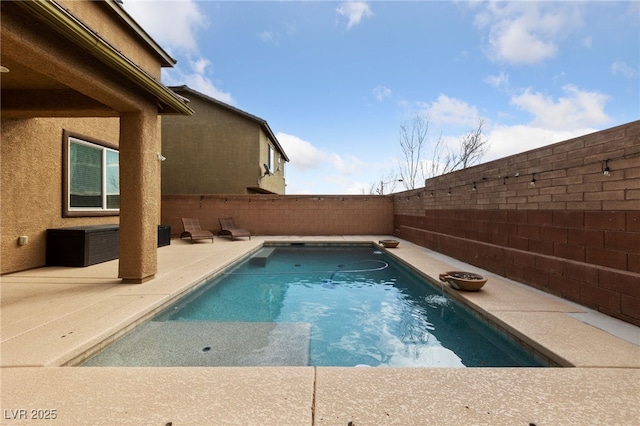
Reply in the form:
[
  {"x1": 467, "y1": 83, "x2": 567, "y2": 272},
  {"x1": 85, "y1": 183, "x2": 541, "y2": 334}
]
[{"x1": 83, "y1": 244, "x2": 545, "y2": 367}]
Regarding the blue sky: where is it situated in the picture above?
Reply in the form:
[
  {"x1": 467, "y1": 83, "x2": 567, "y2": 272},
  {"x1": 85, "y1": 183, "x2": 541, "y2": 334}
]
[{"x1": 123, "y1": 0, "x2": 639, "y2": 194}]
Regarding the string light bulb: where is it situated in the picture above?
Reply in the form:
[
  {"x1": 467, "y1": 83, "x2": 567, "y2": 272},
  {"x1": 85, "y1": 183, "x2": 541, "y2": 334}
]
[
  {"x1": 530, "y1": 174, "x2": 536, "y2": 186},
  {"x1": 603, "y1": 159, "x2": 611, "y2": 176},
  {"x1": 472, "y1": 181, "x2": 477, "y2": 191}
]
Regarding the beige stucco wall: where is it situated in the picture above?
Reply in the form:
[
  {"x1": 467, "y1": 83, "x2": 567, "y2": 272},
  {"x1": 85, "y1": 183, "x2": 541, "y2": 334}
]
[
  {"x1": 161, "y1": 95, "x2": 286, "y2": 194},
  {"x1": 258, "y1": 130, "x2": 287, "y2": 194},
  {"x1": 61, "y1": 0, "x2": 164, "y2": 79},
  {"x1": 1, "y1": 1, "x2": 183, "y2": 281},
  {"x1": 1, "y1": 117, "x2": 121, "y2": 274}
]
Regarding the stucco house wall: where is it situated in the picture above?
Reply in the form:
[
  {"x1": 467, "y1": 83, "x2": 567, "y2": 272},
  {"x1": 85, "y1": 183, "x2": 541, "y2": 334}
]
[
  {"x1": 161, "y1": 86, "x2": 288, "y2": 195},
  {"x1": 258, "y1": 130, "x2": 287, "y2": 195},
  {"x1": 1, "y1": 0, "x2": 192, "y2": 279},
  {"x1": 61, "y1": 0, "x2": 164, "y2": 79},
  {"x1": 1, "y1": 118, "x2": 121, "y2": 272}
]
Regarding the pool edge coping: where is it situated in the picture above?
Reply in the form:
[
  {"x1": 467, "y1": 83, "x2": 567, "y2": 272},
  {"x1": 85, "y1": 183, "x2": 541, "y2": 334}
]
[{"x1": 59, "y1": 237, "x2": 639, "y2": 369}]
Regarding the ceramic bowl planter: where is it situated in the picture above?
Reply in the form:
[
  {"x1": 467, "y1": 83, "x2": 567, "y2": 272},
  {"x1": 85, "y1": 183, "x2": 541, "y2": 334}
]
[
  {"x1": 378, "y1": 240, "x2": 399, "y2": 248},
  {"x1": 439, "y1": 271, "x2": 487, "y2": 291}
]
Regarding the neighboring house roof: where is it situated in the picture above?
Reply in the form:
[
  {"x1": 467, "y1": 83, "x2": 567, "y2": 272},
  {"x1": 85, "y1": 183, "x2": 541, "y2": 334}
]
[
  {"x1": 169, "y1": 85, "x2": 290, "y2": 162},
  {"x1": 11, "y1": 0, "x2": 192, "y2": 116}
]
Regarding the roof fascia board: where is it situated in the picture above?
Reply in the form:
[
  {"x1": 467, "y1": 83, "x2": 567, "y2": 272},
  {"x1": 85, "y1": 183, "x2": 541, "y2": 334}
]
[
  {"x1": 172, "y1": 85, "x2": 264, "y2": 125},
  {"x1": 17, "y1": 0, "x2": 192, "y2": 116},
  {"x1": 104, "y1": 0, "x2": 176, "y2": 67},
  {"x1": 261, "y1": 121, "x2": 290, "y2": 163}
]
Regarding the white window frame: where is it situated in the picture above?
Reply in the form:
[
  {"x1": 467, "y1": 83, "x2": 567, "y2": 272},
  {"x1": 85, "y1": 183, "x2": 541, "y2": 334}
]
[
  {"x1": 268, "y1": 144, "x2": 275, "y2": 173},
  {"x1": 62, "y1": 130, "x2": 119, "y2": 217}
]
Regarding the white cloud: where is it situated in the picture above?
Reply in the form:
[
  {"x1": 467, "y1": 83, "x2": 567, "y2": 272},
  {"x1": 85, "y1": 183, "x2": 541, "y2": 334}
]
[
  {"x1": 511, "y1": 85, "x2": 610, "y2": 130},
  {"x1": 257, "y1": 23, "x2": 297, "y2": 46},
  {"x1": 258, "y1": 30, "x2": 275, "y2": 44},
  {"x1": 257, "y1": 23, "x2": 297, "y2": 45},
  {"x1": 161, "y1": 59, "x2": 234, "y2": 105},
  {"x1": 122, "y1": 0, "x2": 207, "y2": 54},
  {"x1": 421, "y1": 95, "x2": 480, "y2": 127},
  {"x1": 123, "y1": 0, "x2": 233, "y2": 105},
  {"x1": 277, "y1": 132, "x2": 391, "y2": 194},
  {"x1": 185, "y1": 75, "x2": 234, "y2": 105},
  {"x1": 481, "y1": 84, "x2": 611, "y2": 162},
  {"x1": 484, "y1": 72, "x2": 509, "y2": 89},
  {"x1": 474, "y1": 2, "x2": 582, "y2": 65},
  {"x1": 611, "y1": 60, "x2": 638, "y2": 79},
  {"x1": 277, "y1": 132, "x2": 329, "y2": 171},
  {"x1": 330, "y1": 153, "x2": 365, "y2": 176},
  {"x1": 277, "y1": 132, "x2": 366, "y2": 175},
  {"x1": 190, "y1": 58, "x2": 209, "y2": 75},
  {"x1": 484, "y1": 124, "x2": 596, "y2": 161},
  {"x1": 552, "y1": 72, "x2": 566, "y2": 84},
  {"x1": 336, "y1": 1, "x2": 373, "y2": 30},
  {"x1": 409, "y1": 84, "x2": 609, "y2": 181},
  {"x1": 372, "y1": 85, "x2": 392, "y2": 102}
]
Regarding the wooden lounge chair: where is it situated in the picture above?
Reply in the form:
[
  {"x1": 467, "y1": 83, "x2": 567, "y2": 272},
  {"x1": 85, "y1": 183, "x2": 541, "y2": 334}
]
[
  {"x1": 180, "y1": 218, "x2": 214, "y2": 243},
  {"x1": 218, "y1": 217, "x2": 251, "y2": 240}
]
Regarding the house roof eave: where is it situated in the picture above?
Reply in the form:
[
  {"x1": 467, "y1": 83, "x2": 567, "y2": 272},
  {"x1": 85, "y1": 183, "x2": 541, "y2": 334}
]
[
  {"x1": 17, "y1": 0, "x2": 192, "y2": 116},
  {"x1": 105, "y1": 0, "x2": 177, "y2": 68},
  {"x1": 261, "y1": 121, "x2": 290, "y2": 163}
]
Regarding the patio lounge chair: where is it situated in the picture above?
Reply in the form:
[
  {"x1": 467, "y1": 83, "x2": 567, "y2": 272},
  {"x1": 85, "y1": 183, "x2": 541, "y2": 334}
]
[
  {"x1": 180, "y1": 218, "x2": 214, "y2": 243},
  {"x1": 218, "y1": 217, "x2": 251, "y2": 240}
]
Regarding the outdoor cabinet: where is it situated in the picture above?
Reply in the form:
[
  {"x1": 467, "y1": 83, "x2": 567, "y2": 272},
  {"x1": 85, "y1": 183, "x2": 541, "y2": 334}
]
[
  {"x1": 46, "y1": 225, "x2": 119, "y2": 267},
  {"x1": 158, "y1": 225, "x2": 171, "y2": 247}
]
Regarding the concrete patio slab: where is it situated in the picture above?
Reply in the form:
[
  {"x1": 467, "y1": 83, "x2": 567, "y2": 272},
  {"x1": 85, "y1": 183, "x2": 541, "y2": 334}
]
[
  {"x1": 1, "y1": 367, "x2": 314, "y2": 425},
  {"x1": 1, "y1": 235, "x2": 638, "y2": 424},
  {"x1": 1, "y1": 282, "x2": 122, "y2": 338},
  {"x1": 490, "y1": 311, "x2": 640, "y2": 368},
  {"x1": 2, "y1": 294, "x2": 168, "y2": 367},
  {"x1": 314, "y1": 367, "x2": 640, "y2": 425}
]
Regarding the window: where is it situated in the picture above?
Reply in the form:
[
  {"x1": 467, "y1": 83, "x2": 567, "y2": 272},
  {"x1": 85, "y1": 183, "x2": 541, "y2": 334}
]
[
  {"x1": 278, "y1": 156, "x2": 285, "y2": 178},
  {"x1": 63, "y1": 130, "x2": 119, "y2": 217},
  {"x1": 268, "y1": 144, "x2": 275, "y2": 173}
]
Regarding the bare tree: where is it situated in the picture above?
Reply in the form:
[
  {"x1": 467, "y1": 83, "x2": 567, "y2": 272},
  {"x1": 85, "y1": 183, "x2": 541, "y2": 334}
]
[
  {"x1": 398, "y1": 113, "x2": 429, "y2": 190},
  {"x1": 364, "y1": 172, "x2": 402, "y2": 195},
  {"x1": 428, "y1": 118, "x2": 488, "y2": 177},
  {"x1": 370, "y1": 116, "x2": 487, "y2": 191}
]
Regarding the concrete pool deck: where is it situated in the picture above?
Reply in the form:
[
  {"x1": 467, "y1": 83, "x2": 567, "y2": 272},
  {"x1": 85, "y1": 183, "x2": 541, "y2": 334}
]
[{"x1": 1, "y1": 236, "x2": 638, "y2": 424}]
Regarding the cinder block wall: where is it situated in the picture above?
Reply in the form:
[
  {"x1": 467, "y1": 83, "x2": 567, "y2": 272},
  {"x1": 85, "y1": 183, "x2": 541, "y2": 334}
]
[
  {"x1": 162, "y1": 194, "x2": 394, "y2": 237},
  {"x1": 394, "y1": 121, "x2": 640, "y2": 326}
]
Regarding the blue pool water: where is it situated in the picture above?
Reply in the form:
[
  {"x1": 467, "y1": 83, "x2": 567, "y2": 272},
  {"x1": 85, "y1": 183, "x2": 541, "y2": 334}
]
[{"x1": 134, "y1": 244, "x2": 543, "y2": 368}]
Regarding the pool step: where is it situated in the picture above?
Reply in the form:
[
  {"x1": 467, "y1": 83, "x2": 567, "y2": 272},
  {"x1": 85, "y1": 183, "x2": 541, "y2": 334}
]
[
  {"x1": 81, "y1": 322, "x2": 311, "y2": 366},
  {"x1": 250, "y1": 247, "x2": 275, "y2": 267}
]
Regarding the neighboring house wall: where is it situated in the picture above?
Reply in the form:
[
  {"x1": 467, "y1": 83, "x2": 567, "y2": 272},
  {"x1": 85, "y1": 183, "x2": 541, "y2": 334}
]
[
  {"x1": 161, "y1": 87, "x2": 287, "y2": 195},
  {"x1": 162, "y1": 95, "x2": 256, "y2": 194},
  {"x1": 258, "y1": 131, "x2": 287, "y2": 195},
  {"x1": 162, "y1": 194, "x2": 394, "y2": 236},
  {"x1": 394, "y1": 121, "x2": 640, "y2": 326}
]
